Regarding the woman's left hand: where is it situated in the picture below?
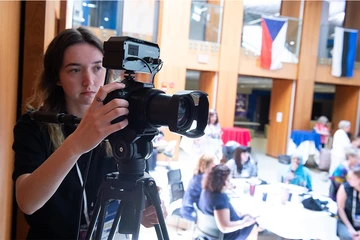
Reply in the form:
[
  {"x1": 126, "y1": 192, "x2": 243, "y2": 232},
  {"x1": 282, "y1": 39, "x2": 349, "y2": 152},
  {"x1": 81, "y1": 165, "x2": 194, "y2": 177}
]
[{"x1": 141, "y1": 200, "x2": 168, "y2": 228}]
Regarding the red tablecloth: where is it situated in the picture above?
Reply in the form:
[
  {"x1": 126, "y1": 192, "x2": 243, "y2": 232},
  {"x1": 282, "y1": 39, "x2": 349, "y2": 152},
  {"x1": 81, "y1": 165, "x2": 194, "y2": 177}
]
[{"x1": 222, "y1": 127, "x2": 251, "y2": 146}]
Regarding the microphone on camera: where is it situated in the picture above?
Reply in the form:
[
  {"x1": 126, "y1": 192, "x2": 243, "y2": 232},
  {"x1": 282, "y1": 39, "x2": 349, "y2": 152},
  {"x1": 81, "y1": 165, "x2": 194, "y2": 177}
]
[{"x1": 29, "y1": 110, "x2": 81, "y2": 125}]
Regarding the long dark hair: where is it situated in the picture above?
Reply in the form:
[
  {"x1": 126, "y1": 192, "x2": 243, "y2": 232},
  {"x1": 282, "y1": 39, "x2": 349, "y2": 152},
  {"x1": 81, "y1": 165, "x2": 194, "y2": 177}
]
[
  {"x1": 233, "y1": 146, "x2": 248, "y2": 174},
  {"x1": 203, "y1": 164, "x2": 230, "y2": 192},
  {"x1": 27, "y1": 27, "x2": 104, "y2": 150}
]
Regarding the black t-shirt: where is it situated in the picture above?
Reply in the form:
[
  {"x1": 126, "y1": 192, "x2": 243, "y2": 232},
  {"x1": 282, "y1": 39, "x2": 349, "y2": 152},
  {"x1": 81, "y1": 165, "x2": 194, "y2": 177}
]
[
  {"x1": 12, "y1": 113, "x2": 118, "y2": 239},
  {"x1": 343, "y1": 182, "x2": 360, "y2": 230}
]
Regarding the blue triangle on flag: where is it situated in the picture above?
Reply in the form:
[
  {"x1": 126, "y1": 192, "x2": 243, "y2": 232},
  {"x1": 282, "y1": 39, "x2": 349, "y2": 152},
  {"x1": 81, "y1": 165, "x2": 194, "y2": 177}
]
[{"x1": 264, "y1": 18, "x2": 286, "y2": 41}]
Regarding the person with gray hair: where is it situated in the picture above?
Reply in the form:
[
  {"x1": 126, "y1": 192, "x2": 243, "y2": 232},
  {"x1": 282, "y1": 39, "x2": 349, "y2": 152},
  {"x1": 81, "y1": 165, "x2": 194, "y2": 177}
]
[
  {"x1": 313, "y1": 116, "x2": 330, "y2": 148},
  {"x1": 330, "y1": 120, "x2": 352, "y2": 175}
]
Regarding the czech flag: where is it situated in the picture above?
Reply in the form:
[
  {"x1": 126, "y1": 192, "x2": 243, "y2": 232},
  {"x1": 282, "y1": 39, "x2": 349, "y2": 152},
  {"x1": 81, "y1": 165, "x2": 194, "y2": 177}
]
[
  {"x1": 331, "y1": 27, "x2": 358, "y2": 78},
  {"x1": 260, "y1": 16, "x2": 288, "y2": 70}
]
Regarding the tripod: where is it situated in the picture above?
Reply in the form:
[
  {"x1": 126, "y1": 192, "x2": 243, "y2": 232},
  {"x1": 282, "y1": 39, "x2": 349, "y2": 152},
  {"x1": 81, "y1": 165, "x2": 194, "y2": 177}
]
[{"x1": 85, "y1": 129, "x2": 170, "y2": 240}]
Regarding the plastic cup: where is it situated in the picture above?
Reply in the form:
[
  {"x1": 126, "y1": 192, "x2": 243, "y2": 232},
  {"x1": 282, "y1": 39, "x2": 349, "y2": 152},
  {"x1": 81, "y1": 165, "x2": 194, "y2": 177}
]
[{"x1": 249, "y1": 184, "x2": 256, "y2": 197}]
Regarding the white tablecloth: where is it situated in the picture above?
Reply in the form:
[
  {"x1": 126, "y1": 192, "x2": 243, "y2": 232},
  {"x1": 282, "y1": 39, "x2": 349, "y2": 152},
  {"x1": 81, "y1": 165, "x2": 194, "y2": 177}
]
[{"x1": 229, "y1": 180, "x2": 338, "y2": 240}]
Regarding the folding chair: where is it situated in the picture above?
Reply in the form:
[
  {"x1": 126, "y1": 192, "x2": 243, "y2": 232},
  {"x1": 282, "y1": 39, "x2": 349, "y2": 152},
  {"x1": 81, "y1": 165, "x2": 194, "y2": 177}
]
[
  {"x1": 167, "y1": 169, "x2": 182, "y2": 185},
  {"x1": 168, "y1": 181, "x2": 186, "y2": 233},
  {"x1": 194, "y1": 206, "x2": 224, "y2": 240}
]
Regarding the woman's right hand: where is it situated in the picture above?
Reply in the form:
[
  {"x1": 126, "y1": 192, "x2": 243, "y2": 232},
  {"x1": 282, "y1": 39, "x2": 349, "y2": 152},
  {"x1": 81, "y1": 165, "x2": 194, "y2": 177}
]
[
  {"x1": 348, "y1": 227, "x2": 359, "y2": 238},
  {"x1": 70, "y1": 82, "x2": 129, "y2": 155},
  {"x1": 241, "y1": 215, "x2": 256, "y2": 227}
]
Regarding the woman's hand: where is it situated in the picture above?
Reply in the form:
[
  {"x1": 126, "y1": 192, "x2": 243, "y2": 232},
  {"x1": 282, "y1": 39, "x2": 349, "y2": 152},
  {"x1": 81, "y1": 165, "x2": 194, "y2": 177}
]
[
  {"x1": 70, "y1": 82, "x2": 129, "y2": 155},
  {"x1": 241, "y1": 215, "x2": 256, "y2": 228},
  {"x1": 348, "y1": 227, "x2": 359, "y2": 238},
  {"x1": 141, "y1": 200, "x2": 168, "y2": 228}
]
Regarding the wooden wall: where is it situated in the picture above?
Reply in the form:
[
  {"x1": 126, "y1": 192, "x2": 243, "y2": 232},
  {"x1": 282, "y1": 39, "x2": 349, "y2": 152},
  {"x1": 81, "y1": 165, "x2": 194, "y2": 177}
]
[
  {"x1": 292, "y1": 1, "x2": 322, "y2": 130},
  {"x1": 332, "y1": 85, "x2": 360, "y2": 137},
  {"x1": 266, "y1": 79, "x2": 294, "y2": 157},
  {"x1": 215, "y1": 0, "x2": 243, "y2": 127},
  {"x1": 0, "y1": 1, "x2": 21, "y2": 239}
]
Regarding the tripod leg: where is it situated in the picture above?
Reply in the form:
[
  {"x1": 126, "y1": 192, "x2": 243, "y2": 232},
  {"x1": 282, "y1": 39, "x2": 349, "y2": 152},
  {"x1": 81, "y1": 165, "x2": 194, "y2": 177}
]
[
  {"x1": 145, "y1": 179, "x2": 170, "y2": 240},
  {"x1": 86, "y1": 191, "x2": 102, "y2": 240},
  {"x1": 95, "y1": 200, "x2": 110, "y2": 240},
  {"x1": 108, "y1": 201, "x2": 123, "y2": 240}
]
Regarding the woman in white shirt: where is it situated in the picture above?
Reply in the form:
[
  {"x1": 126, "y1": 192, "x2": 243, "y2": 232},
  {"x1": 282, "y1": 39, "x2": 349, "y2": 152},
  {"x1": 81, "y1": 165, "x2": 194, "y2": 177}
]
[{"x1": 330, "y1": 120, "x2": 352, "y2": 175}]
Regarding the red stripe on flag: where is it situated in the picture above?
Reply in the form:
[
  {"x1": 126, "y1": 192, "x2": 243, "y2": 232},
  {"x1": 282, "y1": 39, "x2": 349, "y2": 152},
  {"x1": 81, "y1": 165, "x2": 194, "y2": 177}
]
[{"x1": 260, "y1": 19, "x2": 272, "y2": 69}]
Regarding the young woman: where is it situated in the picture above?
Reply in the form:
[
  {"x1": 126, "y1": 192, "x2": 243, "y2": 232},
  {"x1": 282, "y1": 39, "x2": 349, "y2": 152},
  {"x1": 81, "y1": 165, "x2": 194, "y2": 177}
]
[
  {"x1": 180, "y1": 153, "x2": 216, "y2": 221},
  {"x1": 282, "y1": 155, "x2": 312, "y2": 190},
  {"x1": 12, "y1": 27, "x2": 166, "y2": 239},
  {"x1": 225, "y1": 146, "x2": 257, "y2": 178},
  {"x1": 337, "y1": 167, "x2": 360, "y2": 240},
  {"x1": 198, "y1": 164, "x2": 258, "y2": 240}
]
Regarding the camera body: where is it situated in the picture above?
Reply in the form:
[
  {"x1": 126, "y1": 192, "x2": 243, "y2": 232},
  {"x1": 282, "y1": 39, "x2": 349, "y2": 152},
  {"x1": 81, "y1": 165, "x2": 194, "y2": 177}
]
[{"x1": 102, "y1": 36, "x2": 209, "y2": 174}]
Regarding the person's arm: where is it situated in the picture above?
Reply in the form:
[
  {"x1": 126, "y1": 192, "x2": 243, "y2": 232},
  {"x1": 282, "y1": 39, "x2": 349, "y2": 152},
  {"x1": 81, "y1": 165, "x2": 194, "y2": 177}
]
[
  {"x1": 305, "y1": 170, "x2": 312, "y2": 190},
  {"x1": 15, "y1": 82, "x2": 129, "y2": 215},
  {"x1": 337, "y1": 184, "x2": 359, "y2": 237},
  {"x1": 214, "y1": 209, "x2": 255, "y2": 233}
]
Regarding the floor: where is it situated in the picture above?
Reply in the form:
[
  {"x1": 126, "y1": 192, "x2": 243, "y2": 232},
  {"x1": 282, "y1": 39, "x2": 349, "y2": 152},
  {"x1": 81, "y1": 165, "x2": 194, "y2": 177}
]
[{"x1": 133, "y1": 136, "x2": 331, "y2": 240}]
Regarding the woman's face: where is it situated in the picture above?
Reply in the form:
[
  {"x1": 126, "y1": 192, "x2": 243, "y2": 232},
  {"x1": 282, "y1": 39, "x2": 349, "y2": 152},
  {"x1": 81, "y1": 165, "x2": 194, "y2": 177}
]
[
  {"x1": 348, "y1": 155, "x2": 360, "y2": 167},
  {"x1": 291, "y1": 157, "x2": 301, "y2": 170},
  {"x1": 241, "y1": 152, "x2": 249, "y2": 163},
  {"x1": 347, "y1": 171, "x2": 360, "y2": 187},
  {"x1": 209, "y1": 114, "x2": 217, "y2": 124},
  {"x1": 344, "y1": 125, "x2": 351, "y2": 133},
  {"x1": 224, "y1": 175, "x2": 231, "y2": 191},
  {"x1": 58, "y1": 43, "x2": 105, "y2": 115},
  {"x1": 205, "y1": 161, "x2": 216, "y2": 174}
]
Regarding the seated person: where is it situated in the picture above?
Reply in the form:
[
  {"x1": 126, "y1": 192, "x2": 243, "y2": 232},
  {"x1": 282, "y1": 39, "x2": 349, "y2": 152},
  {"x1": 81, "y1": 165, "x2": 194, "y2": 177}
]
[
  {"x1": 225, "y1": 146, "x2": 257, "y2": 178},
  {"x1": 198, "y1": 164, "x2": 258, "y2": 240},
  {"x1": 330, "y1": 148, "x2": 360, "y2": 201},
  {"x1": 180, "y1": 153, "x2": 216, "y2": 221},
  {"x1": 337, "y1": 167, "x2": 360, "y2": 240},
  {"x1": 281, "y1": 155, "x2": 312, "y2": 190}
]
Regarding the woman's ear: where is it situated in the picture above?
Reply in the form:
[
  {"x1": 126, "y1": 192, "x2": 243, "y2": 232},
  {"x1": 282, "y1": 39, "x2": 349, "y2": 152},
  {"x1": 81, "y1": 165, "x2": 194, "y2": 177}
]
[{"x1": 56, "y1": 80, "x2": 62, "y2": 86}]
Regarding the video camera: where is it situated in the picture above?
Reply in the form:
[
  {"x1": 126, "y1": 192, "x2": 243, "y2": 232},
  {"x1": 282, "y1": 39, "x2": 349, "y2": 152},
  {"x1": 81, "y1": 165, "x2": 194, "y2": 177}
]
[{"x1": 102, "y1": 36, "x2": 209, "y2": 175}]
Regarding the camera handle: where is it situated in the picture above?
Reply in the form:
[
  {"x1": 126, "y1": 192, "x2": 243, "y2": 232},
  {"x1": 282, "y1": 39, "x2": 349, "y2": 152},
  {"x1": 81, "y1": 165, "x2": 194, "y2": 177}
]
[{"x1": 85, "y1": 171, "x2": 169, "y2": 240}]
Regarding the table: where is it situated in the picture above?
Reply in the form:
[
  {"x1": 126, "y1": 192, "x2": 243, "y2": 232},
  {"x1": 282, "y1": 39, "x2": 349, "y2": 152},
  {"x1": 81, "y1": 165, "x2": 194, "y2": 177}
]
[
  {"x1": 229, "y1": 180, "x2": 338, "y2": 240},
  {"x1": 221, "y1": 127, "x2": 251, "y2": 146},
  {"x1": 287, "y1": 130, "x2": 321, "y2": 165}
]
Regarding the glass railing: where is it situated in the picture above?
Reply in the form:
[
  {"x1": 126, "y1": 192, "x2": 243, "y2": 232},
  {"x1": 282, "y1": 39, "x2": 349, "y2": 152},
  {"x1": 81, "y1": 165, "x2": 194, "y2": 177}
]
[
  {"x1": 189, "y1": 2, "x2": 223, "y2": 43},
  {"x1": 241, "y1": 11, "x2": 302, "y2": 64},
  {"x1": 318, "y1": 23, "x2": 360, "y2": 66},
  {"x1": 72, "y1": 0, "x2": 159, "y2": 42}
]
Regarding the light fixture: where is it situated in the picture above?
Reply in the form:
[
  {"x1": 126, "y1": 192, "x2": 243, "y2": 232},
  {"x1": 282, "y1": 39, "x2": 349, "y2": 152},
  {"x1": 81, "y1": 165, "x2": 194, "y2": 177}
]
[{"x1": 104, "y1": 17, "x2": 109, "y2": 22}]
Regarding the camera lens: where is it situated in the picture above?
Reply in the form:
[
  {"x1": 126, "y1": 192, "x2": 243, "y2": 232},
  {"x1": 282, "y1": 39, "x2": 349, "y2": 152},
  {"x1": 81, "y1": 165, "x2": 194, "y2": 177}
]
[{"x1": 177, "y1": 98, "x2": 190, "y2": 128}]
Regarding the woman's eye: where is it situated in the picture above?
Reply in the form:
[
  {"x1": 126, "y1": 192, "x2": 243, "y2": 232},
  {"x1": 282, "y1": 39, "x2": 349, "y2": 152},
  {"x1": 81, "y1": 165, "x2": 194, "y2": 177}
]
[
  {"x1": 94, "y1": 66, "x2": 103, "y2": 72},
  {"x1": 69, "y1": 68, "x2": 80, "y2": 73}
]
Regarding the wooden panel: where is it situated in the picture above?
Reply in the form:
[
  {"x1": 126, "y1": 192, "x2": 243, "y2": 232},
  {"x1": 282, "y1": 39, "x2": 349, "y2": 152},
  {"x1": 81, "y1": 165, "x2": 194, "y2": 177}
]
[
  {"x1": 292, "y1": 1, "x2": 322, "y2": 130},
  {"x1": 22, "y1": 1, "x2": 47, "y2": 112},
  {"x1": 332, "y1": 86, "x2": 360, "y2": 137},
  {"x1": 187, "y1": 40, "x2": 220, "y2": 71},
  {"x1": 238, "y1": 48, "x2": 298, "y2": 80},
  {"x1": 0, "y1": 2, "x2": 21, "y2": 239},
  {"x1": 216, "y1": 0, "x2": 243, "y2": 127},
  {"x1": 199, "y1": 71, "x2": 216, "y2": 109},
  {"x1": 156, "y1": 0, "x2": 192, "y2": 158},
  {"x1": 266, "y1": 79, "x2": 293, "y2": 158},
  {"x1": 316, "y1": 65, "x2": 360, "y2": 86}
]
